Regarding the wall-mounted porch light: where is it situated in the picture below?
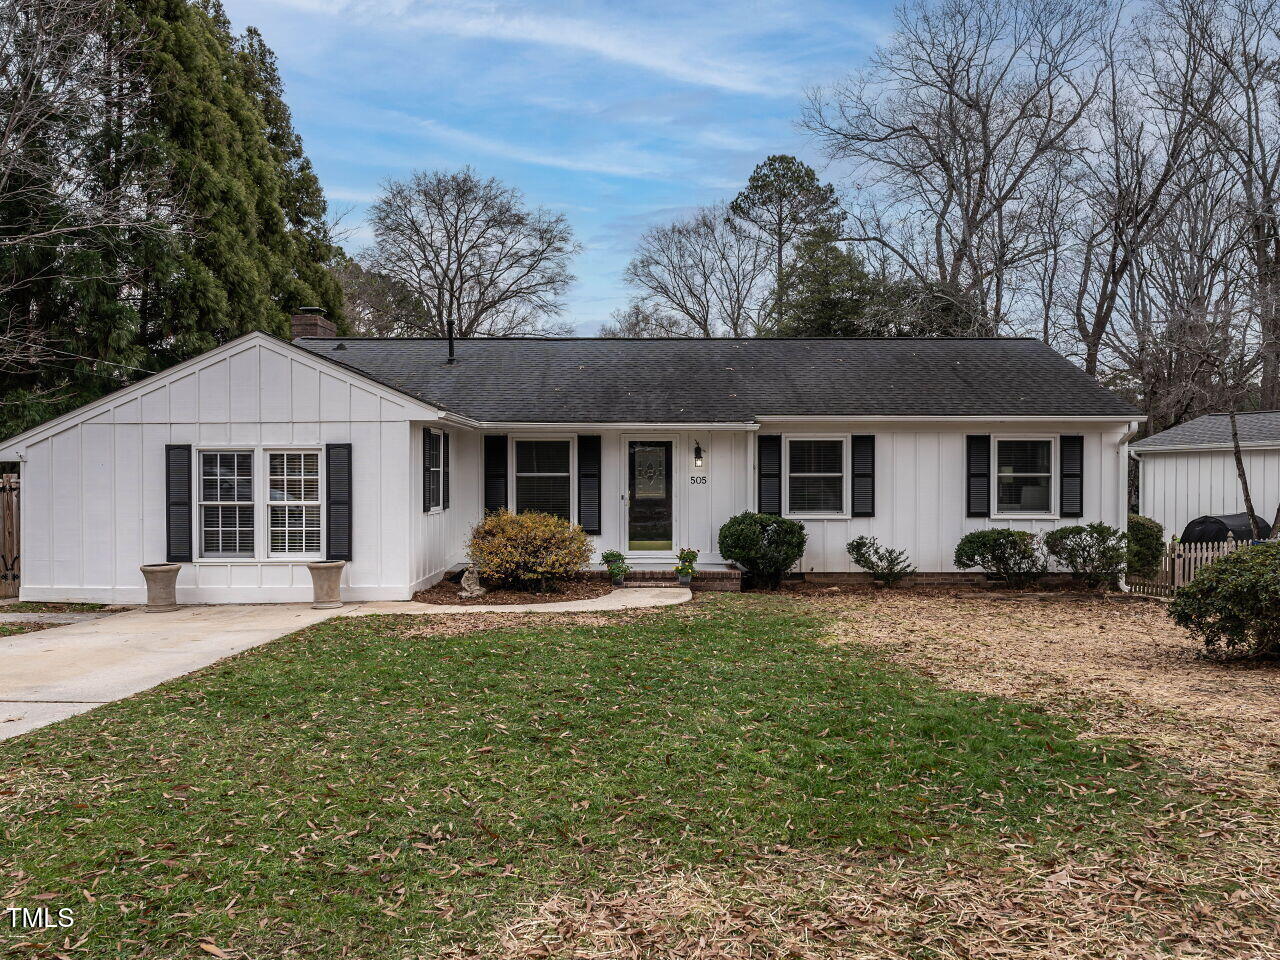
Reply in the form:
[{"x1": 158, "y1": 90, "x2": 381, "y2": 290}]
[{"x1": 693, "y1": 442, "x2": 704, "y2": 468}]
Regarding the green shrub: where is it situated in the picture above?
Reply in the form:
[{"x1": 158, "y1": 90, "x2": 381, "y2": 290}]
[
  {"x1": 717, "y1": 513, "x2": 807, "y2": 589},
  {"x1": 1170, "y1": 541, "x2": 1280, "y2": 659},
  {"x1": 846, "y1": 536, "x2": 916, "y2": 587},
  {"x1": 469, "y1": 510, "x2": 592, "y2": 591},
  {"x1": 1127, "y1": 514, "x2": 1164, "y2": 579},
  {"x1": 1043, "y1": 523, "x2": 1128, "y2": 589},
  {"x1": 953, "y1": 529, "x2": 1045, "y2": 588},
  {"x1": 600, "y1": 549, "x2": 629, "y2": 583}
]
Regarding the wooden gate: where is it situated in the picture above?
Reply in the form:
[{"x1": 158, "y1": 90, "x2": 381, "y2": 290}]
[{"x1": 0, "y1": 474, "x2": 17, "y2": 598}]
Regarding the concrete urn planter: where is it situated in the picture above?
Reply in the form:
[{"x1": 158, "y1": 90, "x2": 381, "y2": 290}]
[
  {"x1": 306, "y1": 560, "x2": 346, "y2": 609},
  {"x1": 140, "y1": 563, "x2": 181, "y2": 612}
]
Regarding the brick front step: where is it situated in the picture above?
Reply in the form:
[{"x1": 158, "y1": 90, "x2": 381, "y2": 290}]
[{"x1": 590, "y1": 567, "x2": 743, "y2": 593}]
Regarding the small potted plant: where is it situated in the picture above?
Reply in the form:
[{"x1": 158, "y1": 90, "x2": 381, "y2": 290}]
[
  {"x1": 601, "y1": 550, "x2": 629, "y2": 586},
  {"x1": 674, "y1": 547, "x2": 698, "y2": 586}
]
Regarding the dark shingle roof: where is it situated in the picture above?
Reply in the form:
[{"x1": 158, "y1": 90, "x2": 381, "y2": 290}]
[
  {"x1": 1132, "y1": 411, "x2": 1280, "y2": 450},
  {"x1": 295, "y1": 337, "x2": 1139, "y2": 423}
]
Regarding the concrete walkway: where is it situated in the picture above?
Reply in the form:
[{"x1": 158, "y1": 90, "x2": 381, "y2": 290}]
[
  {"x1": 0, "y1": 604, "x2": 339, "y2": 740},
  {"x1": 347, "y1": 586, "x2": 692, "y2": 616}
]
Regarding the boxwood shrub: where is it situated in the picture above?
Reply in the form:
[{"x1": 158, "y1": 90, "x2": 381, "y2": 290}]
[
  {"x1": 1170, "y1": 540, "x2": 1280, "y2": 659},
  {"x1": 1127, "y1": 514, "x2": 1164, "y2": 579},
  {"x1": 846, "y1": 536, "x2": 916, "y2": 587},
  {"x1": 953, "y1": 529, "x2": 1045, "y2": 588},
  {"x1": 718, "y1": 512, "x2": 807, "y2": 589},
  {"x1": 1043, "y1": 522, "x2": 1128, "y2": 589}
]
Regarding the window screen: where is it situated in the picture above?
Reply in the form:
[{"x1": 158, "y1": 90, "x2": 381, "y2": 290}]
[
  {"x1": 268, "y1": 451, "x2": 321, "y2": 554},
  {"x1": 787, "y1": 439, "x2": 844, "y2": 514},
  {"x1": 200, "y1": 452, "x2": 254, "y2": 557},
  {"x1": 995, "y1": 439, "x2": 1053, "y2": 514},
  {"x1": 515, "y1": 440, "x2": 571, "y2": 519}
]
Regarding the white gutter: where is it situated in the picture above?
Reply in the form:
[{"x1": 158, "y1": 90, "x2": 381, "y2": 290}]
[
  {"x1": 752, "y1": 414, "x2": 1145, "y2": 424},
  {"x1": 437, "y1": 418, "x2": 760, "y2": 432},
  {"x1": 1130, "y1": 441, "x2": 1280, "y2": 455}
]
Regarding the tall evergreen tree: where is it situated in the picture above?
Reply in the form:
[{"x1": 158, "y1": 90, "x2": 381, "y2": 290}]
[{"x1": 0, "y1": 0, "x2": 343, "y2": 438}]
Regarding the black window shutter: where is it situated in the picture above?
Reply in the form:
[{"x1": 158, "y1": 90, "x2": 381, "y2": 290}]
[
  {"x1": 165, "y1": 444, "x2": 193, "y2": 563},
  {"x1": 577, "y1": 435, "x2": 601, "y2": 535},
  {"x1": 1060, "y1": 434, "x2": 1084, "y2": 518},
  {"x1": 483, "y1": 434, "x2": 508, "y2": 512},
  {"x1": 326, "y1": 443, "x2": 353, "y2": 561},
  {"x1": 758, "y1": 435, "x2": 782, "y2": 515},
  {"x1": 966, "y1": 435, "x2": 991, "y2": 518},
  {"x1": 422, "y1": 427, "x2": 431, "y2": 512},
  {"x1": 442, "y1": 432, "x2": 450, "y2": 510},
  {"x1": 851, "y1": 435, "x2": 875, "y2": 517}
]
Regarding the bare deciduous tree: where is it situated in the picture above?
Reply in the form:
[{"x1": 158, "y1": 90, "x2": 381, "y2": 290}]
[
  {"x1": 364, "y1": 168, "x2": 578, "y2": 338},
  {"x1": 622, "y1": 206, "x2": 771, "y2": 337},
  {"x1": 0, "y1": 0, "x2": 171, "y2": 386},
  {"x1": 804, "y1": 0, "x2": 1110, "y2": 333}
]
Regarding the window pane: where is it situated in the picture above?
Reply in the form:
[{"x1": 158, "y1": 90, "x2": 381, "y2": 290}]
[
  {"x1": 515, "y1": 475, "x2": 571, "y2": 519},
  {"x1": 997, "y1": 475, "x2": 1051, "y2": 513},
  {"x1": 997, "y1": 440, "x2": 1051, "y2": 475},
  {"x1": 633, "y1": 445, "x2": 666, "y2": 499},
  {"x1": 516, "y1": 440, "x2": 570, "y2": 474},
  {"x1": 269, "y1": 504, "x2": 322, "y2": 554},
  {"x1": 269, "y1": 452, "x2": 319, "y2": 502},
  {"x1": 202, "y1": 452, "x2": 252, "y2": 502},
  {"x1": 789, "y1": 476, "x2": 843, "y2": 513},
  {"x1": 789, "y1": 440, "x2": 842, "y2": 475},
  {"x1": 202, "y1": 504, "x2": 253, "y2": 557}
]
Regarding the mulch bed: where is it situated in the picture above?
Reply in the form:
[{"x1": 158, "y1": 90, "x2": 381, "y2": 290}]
[{"x1": 411, "y1": 577, "x2": 615, "y2": 606}]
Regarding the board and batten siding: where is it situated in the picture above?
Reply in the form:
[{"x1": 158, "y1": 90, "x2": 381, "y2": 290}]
[
  {"x1": 7, "y1": 337, "x2": 434, "y2": 604},
  {"x1": 1138, "y1": 447, "x2": 1280, "y2": 541},
  {"x1": 410, "y1": 425, "x2": 482, "y2": 591},
  {"x1": 760, "y1": 421, "x2": 1130, "y2": 573}
]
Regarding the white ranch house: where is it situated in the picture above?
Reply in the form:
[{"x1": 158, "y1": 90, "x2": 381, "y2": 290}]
[{"x1": 0, "y1": 314, "x2": 1142, "y2": 604}]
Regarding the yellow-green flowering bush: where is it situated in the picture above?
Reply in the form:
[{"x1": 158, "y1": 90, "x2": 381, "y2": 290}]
[{"x1": 468, "y1": 510, "x2": 591, "y2": 591}]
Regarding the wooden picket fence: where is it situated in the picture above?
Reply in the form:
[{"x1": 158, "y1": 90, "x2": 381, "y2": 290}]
[
  {"x1": 0, "y1": 474, "x2": 17, "y2": 599},
  {"x1": 1127, "y1": 534, "x2": 1245, "y2": 598}
]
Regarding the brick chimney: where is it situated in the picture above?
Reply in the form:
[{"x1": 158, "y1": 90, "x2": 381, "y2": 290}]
[{"x1": 290, "y1": 307, "x2": 335, "y2": 339}]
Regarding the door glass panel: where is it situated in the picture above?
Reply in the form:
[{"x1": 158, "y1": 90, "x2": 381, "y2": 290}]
[
  {"x1": 634, "y1": 446, "x2": 666, "y2": 499},
  {"x1": 628, "y1": 441, "x2": 672, "y2": 551}
]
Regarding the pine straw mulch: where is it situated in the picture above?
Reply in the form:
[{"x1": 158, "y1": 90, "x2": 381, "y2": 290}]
[
  {"x1": 411, "y1": 577, "x2": 616, "y2": 606},
  {"x1": 461, "y1": 591, "x2": 1280, "y2": 960}
]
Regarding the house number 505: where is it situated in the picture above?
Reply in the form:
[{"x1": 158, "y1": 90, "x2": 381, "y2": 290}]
[{"x1": 690, "y1": 476, "x2": 707, "y2": 484}]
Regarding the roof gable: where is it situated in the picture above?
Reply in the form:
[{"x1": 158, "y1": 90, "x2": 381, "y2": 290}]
[{"x1": 0, "y1": 332, "x2": 441, "y2": 458}]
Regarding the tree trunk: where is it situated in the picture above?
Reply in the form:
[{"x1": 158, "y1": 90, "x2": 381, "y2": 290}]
[{"x1": 1229, "y1": 409, "x2": 1261, "y2": 540}]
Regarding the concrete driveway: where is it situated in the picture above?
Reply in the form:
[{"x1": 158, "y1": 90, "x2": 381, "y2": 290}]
[{"x1": 0, "y1": 604, "x2": 341, "y2": 740}]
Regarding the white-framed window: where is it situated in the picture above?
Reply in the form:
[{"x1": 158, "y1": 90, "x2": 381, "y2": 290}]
[
  {"x1": 426, "y1": 429, "x2": 443, "y2": 511},
  {"x1": 199, "y1": 451, "x2": 255, "y2": 558},
  {"x1": 197, "y1": 447, "x2": 323, "y2": 560},
  {"x1": 268, "y1": 450, "x2": 322, "y2": 556},
  {"x1": 513, "y1": 438, "x2": 572, "y2": 520},
  {"x1": 994, "y1": 438, "x2": 1055, "y2": 516},
  {"x1": 786, "y1": 437, "x2": 845, "y2": 515}
]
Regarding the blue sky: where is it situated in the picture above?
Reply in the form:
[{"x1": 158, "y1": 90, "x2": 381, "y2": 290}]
[{"x1": 220, "y1": 0, "x2": 893, "y2": 333}]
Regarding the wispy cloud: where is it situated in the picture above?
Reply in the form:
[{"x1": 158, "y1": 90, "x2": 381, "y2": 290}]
[{"x1": 262, "y1": 0, "x2": 807, "y2": 94}]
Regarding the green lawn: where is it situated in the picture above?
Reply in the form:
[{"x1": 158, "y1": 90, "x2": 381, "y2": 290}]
[
  {"x1": 0, "y1": 601, "x2": 105, "y2": 613},
  {"x1": 0, "y1": 596, "x2": 1164, "y2": 958}
]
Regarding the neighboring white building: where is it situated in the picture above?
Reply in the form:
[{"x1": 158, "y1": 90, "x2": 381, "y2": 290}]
[
  {"x1": 0, "y1": 316, "x2": 1142, "y2": 604},
  {"x1": 1132, "y1": 411, "x2": 1280, "y2": 540}
]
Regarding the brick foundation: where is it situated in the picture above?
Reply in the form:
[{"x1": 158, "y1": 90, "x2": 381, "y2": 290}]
[{"x1": 800, "y1": 571, "x2": 1079, "y2": 589}]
